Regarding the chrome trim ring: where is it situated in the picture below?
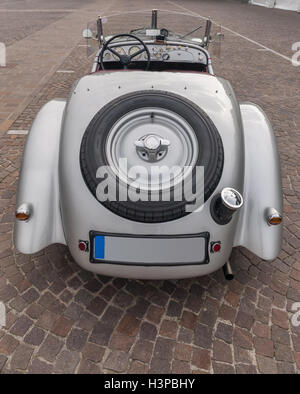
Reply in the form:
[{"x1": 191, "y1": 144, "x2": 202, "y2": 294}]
[{"x1": 221, "y1": 187, "x2": 244, "y2": 211}]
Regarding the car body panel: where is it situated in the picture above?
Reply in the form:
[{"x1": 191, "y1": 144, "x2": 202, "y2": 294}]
[
  {"x1": 14, "y1": 99, "x2": 67, "y2": 254},
  {"x1": 234, "y1": 102, "x2": 283, "y2": 260},
  {"x1": 57, "y1": 71, "x2": 244, "y2": 278},
  {"x1": 13, "y1": 72, "x2": 283, "y2": 279}
]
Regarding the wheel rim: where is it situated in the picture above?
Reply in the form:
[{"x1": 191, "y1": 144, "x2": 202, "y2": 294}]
[{"x1": 105, "y1": 107, "x2": 199, "y2": 192}]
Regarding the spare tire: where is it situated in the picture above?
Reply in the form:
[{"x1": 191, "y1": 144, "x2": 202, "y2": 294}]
[{"x1": 80, "y1": 90, "x2": 224, "y2": 223}]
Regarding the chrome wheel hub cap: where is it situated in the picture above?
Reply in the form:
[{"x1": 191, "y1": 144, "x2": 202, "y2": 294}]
[
  {"x1": 134, "y1": 134, "x2": 170, "y2": 162},
  {"x1": 105, "y1": 107, "x2": 198, "y2": 192}
]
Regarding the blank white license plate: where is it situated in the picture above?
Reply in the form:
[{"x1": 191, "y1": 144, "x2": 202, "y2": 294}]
[{"x1": 90, "y1": 232, "x2": 209, "y2": 266}]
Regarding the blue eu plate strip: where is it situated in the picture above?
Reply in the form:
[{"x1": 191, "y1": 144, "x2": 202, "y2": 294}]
[{"x1": 94, "y1": 236, "x2": 105, "y2": 259}]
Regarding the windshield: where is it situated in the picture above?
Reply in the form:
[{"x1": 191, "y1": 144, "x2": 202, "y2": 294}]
[{"x1": 85, "y1": 9, "x2": 223, "y2": 56}]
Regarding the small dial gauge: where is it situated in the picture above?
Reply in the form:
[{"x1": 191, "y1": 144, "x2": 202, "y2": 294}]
[
  {"x1": 111, "y1": 47, "x2": 125, "y2": 60},
  {"x1": 152, "y1": 46, "x2": 163, "y2": 59},
  {"x1": 104, "y1": 52, "x2": 111, "y2": 60},
  {"x1": 129, "y1": 46, "x2": 142, "y2": 60}
]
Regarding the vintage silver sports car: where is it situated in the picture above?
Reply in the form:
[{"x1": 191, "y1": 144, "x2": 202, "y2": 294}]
[{"x1": 14, "y1": 9, "x2": 283, "y2": 280}]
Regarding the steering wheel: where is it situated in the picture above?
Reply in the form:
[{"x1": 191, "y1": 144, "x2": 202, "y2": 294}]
[{"x1": 99, "y1": 33, "x2": 151, "y2": 71}]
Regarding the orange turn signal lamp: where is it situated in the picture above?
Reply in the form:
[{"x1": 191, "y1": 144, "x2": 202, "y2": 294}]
[
  {"x1": 15, "y1": 203, "x2": 32, "y2": 221},
  {"x1": 266, "y1": 207, "x2": 282, "y2": 226}
]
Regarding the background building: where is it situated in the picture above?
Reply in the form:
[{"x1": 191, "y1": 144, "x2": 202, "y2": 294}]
[{"x1": 249, "y1": 0, "x2": 300, "y2": 11}]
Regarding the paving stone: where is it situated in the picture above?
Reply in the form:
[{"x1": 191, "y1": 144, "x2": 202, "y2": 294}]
[
  {"x1": 38, "y1": 291, "x2": 56, "y2": 310},
  {"x1": 212, "y1": 362, "x2": 235, "y2": 374},
  {"x1": 29, "y1": 358, "x2": 53, "y2": 374},
  {"x1": 219, "y1": 304, "x2": 236, "y2": 323},
  {"x1": 49, "y1": 279, "x2": 66, "y2": 295},
  {"x1": 253, "y1": 322, "x2": 270, "y2": 339},
  {"x1": 234, "y1": 346, "x2": 253, "y2": 364},
  {"x1": 277, "y1": 361, "x2": 295, "y2": 374},
  {"x1": 255, "y1": 308, "x2": 269, "y2": 324},
  {"x1": 132, "y1": 340, "x2": 154, "y2": 363},
  {"x1": 86, "y1": 296, "x2": 106, "y2": 316},
  {"x1": 109, "y1": 334, "x2": 135, "y2": 352},
  {"x1": 191, "y1": 348, "x2": 211, "y2": 370},
  {"x1": 54, "y1": 350, "x2": 80, "y2": 374},
  {"x1": 66, "y1": 328, "x2": 89, "y2": 352},
  {"x1": 100, "y1": 284, "x2": 117, "y2": 301},
  {"x1": 236, "y1": 364, "x2": 257, "y2": 374},
  {"x1": 26, "y1": 271, "x2": 48, "y2": 291},
  {"x1": 113, "y1": 290, "x2": 134, "y2": 308},
  {"x1": 149, "y1": 291, "x2": 169, "y2": 307},
  {"x1": 37, "y1": 334, "x2": 64, "y2": 362},
  {"x1": 10, "y1": 315, "x2": 33, "y2": 336},
  {"x1": 213, "y1": 340, "x2": 233, "y2": 364},
  {"x1": 166, "y1": 300, "x2": 183, "y2": 317},
  {"x1": 116, "y1": 313, "x2": 140, "y2": 336},
  {"x1": 51, "y1": 316, "x2": 73, "y2": 337},
  {"x1": 90, "y1": 322, "x2": 113, "y2": 346},
  {"x1": 76, "y1": 311, "x2": 98, "y2": 331},
  {"x1": 26, "y1": 303, "x2": 44, "y2": 320},
  {"x1": 0, "y1": 334, "x2": 19, "y2": 355},
  {"x1": 172, "y1": 359, "x2": 191, "y2": 374},
  {"x1": 139, "y1": 322, "x2": 157, "y2": 341},
  {"x1": 153, "y1": 338, "x2": 175, "y2": 361},
  {"x1": 272, "y1": 309, "x2": 289, "y2": 329},
  {"x1": 180, "y1": 310, "x2": 197, "y2": 330},
  {"x1": 159, "y1": 320, "x2": 178, "y2": 339},
  {"x1": 24, "y1": 327, "x2": 45, "y2": 346},
  {"x1": 74, "y1": 289, "x2": 94, "y2": 306},
  {"x1": 274, "y1": 343, "x2": 294, "y2": 362},
  {"x1": 128, "y1": 360, "x2": 148, "y2": 374},
  {"x1": 256, "y1": 355, "x2": 278, "y2": 374},
  {"x1": 233, "y1": 328, "x2": 253, "y2": 350},
  {"x1": 5, "y1": 311, "x2": 18, "y2": 330},
  {"x1": 291, "y1": 335, "x2": 300, "y2": 352},
  {"x1": 11, "y1": 344, "x2": 34, "y2": 370},
  {"x1": 82, "y1": 343, "x2": 105, "y2": 363},
  {"x1": 146, "y1": 305, "x2": 165, "y2": 324},
  {"x1": 78, "y1": 358, "x2": 101, "y2": 374},
  {"x1": 271, "y1": 325, "x2": 290, "y2": 345},
  {"x1": 84, "y1": 278, "x2": 103, "y2": 293},
  {"x1": 172, "y1": 287, "x2": 188, "y2": 302},
  {"x1": 103, "y1": 350, "x2": 129, "y2": 372},
  {"x1": 174, "y1": 343, "x2": 192, "y2": 362},
  {"x1": 9, "y1": 295, "x2": 28, "y2": 312},
  {"x1": 102, "y1": 306, "x2": 123, "y2": 326},
  {"x1": 0, "y1": 354, "x2": 8, "y2": 372},
  {"x1": 22, "y1": 288, "x2": 39, "y2": 303},
  {"x1": 235, "y1": 311, "x2": 254, "y2": 330},
  {"x1": 225, "y1": 290, "x2": 240, "y2": 308},
  {"x1": 194, "y1": 323, "x2": 212, "y2": 348},
  {"x1": 67, "y1": 276, "x2": 82, "y2": 290},
  {"x1": 149, "y1": 358, "x2": 171, "y2": 374},
  {"x1": 215, "y1": 322, "x2": 233, "y2": 344},
  {"x1": 294, "y1": 352, "x2": 300, "y2": 370},
  {"x1": 128, "y1": 298, "x2": 150, "y2": 318},
  {"x1": 36, "y1": 310, "x2": 57, "y2": 330},
  {"x1": 64, "y1": 302, "x2": 84, "y2": 321},
  {"x1": 178, "y1": 327, "x2": 194, "y2": 344},
  {"x1": 254, "y1": 337, "x2": 274, "y2": 357},
  {"x1": 184, "y1": 293, "x2": 202, "y2": 313}
]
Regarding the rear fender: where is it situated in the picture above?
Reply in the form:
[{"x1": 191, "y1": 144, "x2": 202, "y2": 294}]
[
  {"x1": 14, "y1": 99, "x2": 67, "y2": 254},
  {"x1": 234, "y1": 103, "x2": 283, "y2": 260}
]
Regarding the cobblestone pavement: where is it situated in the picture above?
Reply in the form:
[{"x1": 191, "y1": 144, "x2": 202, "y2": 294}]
[
  {"x1": 0, "y1": 0, "x2": 300, "y2": 374},
  {"x1": 0, "y1": 0, "x2": 98, "y2": 46},
  {"x1": 0, "y1": 0, "x2": 119, "y2": 133}
]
